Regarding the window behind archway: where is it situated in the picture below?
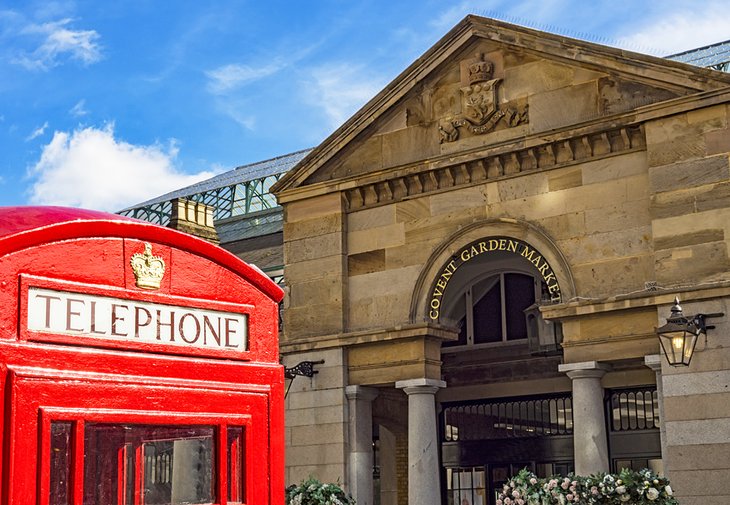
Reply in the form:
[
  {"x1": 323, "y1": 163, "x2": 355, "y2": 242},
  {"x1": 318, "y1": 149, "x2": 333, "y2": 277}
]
[{"x1": 443, "y1": 269, "x2": 544, "y2": 348}]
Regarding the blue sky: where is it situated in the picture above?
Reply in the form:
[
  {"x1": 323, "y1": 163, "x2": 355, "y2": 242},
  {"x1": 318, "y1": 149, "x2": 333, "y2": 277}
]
[{"x1": 1, "y1": 0, "x2": 729, "y2": 211}]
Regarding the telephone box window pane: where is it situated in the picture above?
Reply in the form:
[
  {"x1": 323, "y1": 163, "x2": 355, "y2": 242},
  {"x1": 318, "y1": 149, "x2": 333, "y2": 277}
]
[
  {"x1": 50, "y1": 422, "x2": 73, "y2": 505},
  {"x1": 227, "y1": 427, "x2": 245, "y2": 503},
  {"x1": 83, "y1": 424, "x2": 215, "y2": 505}
]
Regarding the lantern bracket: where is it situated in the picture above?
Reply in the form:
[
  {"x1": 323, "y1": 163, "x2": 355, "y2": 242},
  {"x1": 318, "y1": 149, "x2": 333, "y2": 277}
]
[{"x1": 284, "y1": 359, "x2": 325, "y2": 397}]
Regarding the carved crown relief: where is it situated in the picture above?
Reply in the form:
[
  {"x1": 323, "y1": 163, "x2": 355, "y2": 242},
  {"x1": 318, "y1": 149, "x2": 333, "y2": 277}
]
[{"x1": 439, "y1": 53, "x2": 528, "y2": 143}]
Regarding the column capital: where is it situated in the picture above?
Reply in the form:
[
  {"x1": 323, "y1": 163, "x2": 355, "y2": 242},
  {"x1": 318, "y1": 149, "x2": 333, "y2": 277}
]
[
  {"x1": 558, "y1": 360, "x2": 611, "y2": 380},
  {"x1": 644, "y1": 354, "x2": 663, "y2": 373},
  {"x1": 395, "y1": 378, "x2": 446, "y2": 395},
  {"x1": 345, "y1": 385, "x2": 379, "y2": 402}
]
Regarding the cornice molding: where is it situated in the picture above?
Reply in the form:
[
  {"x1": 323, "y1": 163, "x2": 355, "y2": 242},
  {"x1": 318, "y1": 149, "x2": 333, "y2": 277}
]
[
  {"x1": 279, "y1": 322, "x2": 457, "y2": 354},
  {"x1": 541, "y1": 280, "x2": 730, "y2": 320},
  {"x1": 344, "y1": 124, "x2": 645, "y2": 212}
]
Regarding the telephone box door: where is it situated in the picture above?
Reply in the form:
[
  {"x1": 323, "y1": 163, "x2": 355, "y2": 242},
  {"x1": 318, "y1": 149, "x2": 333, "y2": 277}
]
[{"x1": 10, "y1": 367, "x2": 270, "y2": 505}]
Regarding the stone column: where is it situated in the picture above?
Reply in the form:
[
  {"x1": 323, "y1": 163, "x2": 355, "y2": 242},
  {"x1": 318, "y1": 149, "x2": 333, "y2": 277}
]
[
  {"x1": 395, "y1": 378, "x2": 445, "y2": 505},
  {"x1": 644, "y1": 354, "x2": 668, "y2": 474},
  {"x1": 558, "y1": 361, "x2": 611, "y2": 475},
  {"x1": 345, "y1": 385, "x2": 379, "y2": 505}
]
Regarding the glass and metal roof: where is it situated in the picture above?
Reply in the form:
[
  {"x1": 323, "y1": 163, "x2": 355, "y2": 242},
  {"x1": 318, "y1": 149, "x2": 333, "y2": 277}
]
[
  {"x1": 118, "y1": 148, "x2": 312, "y2": 225},
  {"x1": 666, "y1": 39, "x2": 730, "y2": 72}
]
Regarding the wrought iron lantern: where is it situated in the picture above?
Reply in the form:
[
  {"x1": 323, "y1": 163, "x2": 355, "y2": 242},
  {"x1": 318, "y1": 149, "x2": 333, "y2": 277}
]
[{"x1": 656, "y1": 297, "x2": 723, "y2": 367}]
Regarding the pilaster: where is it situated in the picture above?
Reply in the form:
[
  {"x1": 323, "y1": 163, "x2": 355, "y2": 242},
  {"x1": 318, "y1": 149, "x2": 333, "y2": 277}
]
[{"x1": 345, "y1": 385, "x2": 379, "y2": 505}]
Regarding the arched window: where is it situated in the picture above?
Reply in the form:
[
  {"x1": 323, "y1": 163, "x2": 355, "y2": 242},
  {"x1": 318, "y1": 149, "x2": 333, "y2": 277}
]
[
  {"x1": 443, "y1": 269, "x2": 544, "y2": 348},
  {"x1": 435, "y1": 243, "x2": 551, "y2": 349}
]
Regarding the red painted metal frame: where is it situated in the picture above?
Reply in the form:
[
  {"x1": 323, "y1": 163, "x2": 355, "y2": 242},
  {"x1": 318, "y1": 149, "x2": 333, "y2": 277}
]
[{"x1": 0, "y1": 207, "x2": 285, "y2": 505}]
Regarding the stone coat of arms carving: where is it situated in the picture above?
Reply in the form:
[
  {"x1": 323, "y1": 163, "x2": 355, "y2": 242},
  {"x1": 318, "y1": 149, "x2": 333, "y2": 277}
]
[{"x1": 439, "y1": 54, "x2": 528, "y2": 143}]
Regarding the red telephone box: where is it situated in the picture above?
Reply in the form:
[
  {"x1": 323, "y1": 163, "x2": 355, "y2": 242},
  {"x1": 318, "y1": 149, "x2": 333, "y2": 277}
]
[{"x1": 0, "y1": 207, "x2": 285, "y2": 505}]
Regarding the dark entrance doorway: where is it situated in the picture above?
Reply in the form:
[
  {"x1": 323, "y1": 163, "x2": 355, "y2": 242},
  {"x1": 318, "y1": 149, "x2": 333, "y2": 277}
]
[{"x1": 441, "y1": 393, "x2": 574, "y2": 505}]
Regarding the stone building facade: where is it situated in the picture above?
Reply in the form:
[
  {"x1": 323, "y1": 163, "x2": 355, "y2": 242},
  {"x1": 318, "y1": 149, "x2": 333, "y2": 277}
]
[{"x1": 271, "y1": 16, "x2": 730, "y2": 505}]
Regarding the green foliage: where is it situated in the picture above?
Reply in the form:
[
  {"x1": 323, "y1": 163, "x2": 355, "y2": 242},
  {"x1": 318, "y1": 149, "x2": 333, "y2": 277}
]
[
  {"x1": 285, "y1": 477, "x2": 356, "y2": 505},
  {"x1": 496, "y1": 467, "x2": 678, "y2": 505}
]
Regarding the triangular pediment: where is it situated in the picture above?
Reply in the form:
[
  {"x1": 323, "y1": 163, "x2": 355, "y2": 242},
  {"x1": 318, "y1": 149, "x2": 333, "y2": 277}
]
[{"x1": 272, "y1": 15, "x2": 730, "y2": 197}]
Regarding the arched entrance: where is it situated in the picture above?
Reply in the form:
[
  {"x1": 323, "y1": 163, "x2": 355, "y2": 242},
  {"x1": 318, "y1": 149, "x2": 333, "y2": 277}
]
[{"x1": 410, "y1": 221, "x2": 577, "y2": 505}]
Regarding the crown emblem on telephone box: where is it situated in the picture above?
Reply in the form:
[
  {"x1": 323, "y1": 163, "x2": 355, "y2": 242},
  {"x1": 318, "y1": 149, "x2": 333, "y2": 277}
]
[{"x1": 130, "y1": 242, "x2": 166, "y2": 290}]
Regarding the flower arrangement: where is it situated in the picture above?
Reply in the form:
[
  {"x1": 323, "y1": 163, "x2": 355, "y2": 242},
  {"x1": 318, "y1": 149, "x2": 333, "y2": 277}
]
[
  {"x1": 285, "y1": 477, "x2": 356, "y2": 505},
  {"x1": 495, "y1": 468, "x2": 677, "y2": 505}
]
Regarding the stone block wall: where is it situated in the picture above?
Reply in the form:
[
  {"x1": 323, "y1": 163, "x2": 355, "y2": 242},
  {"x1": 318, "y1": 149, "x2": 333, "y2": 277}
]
[
  {"x1": 283, "y1": 348, "x2": 348, "y2": 485},
  {"x1": 646, "y1": 104, "x2": 730, "y2": 287},
  {"x1": 643, "y1": 103, "x2": 730, "y2": 503},
  {"x1": 282, "y1": 193, "x2": 347, "y2": 341},
  {"x1": 486, "y1": 150, "x2": 653, "y2": 300},
  {"x1": 344, "y1": 147, "x2": 653, "y2": 336},
  {"x1": 659, "y1": 297, "x2": 730, "y2": 505}
]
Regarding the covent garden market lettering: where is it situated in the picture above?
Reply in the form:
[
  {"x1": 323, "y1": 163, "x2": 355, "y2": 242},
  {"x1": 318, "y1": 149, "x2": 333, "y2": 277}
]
[{"x1": 429, "y1": 237, "x2": 562, "y2": 320}]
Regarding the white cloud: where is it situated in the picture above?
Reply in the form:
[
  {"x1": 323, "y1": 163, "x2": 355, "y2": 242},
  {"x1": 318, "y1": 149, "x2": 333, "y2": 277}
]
[
  {"x1": 25, "y1": 121, "x2": 48, "y2": 141},
  {"x1": 205, "y1": 42, "x2": 320, "y2": 95},
  {"x1": 28, "y1": 124, "x2": 216, "y2": 212},
  {"x1": 228, "y1": 111, "x2": 256, "y2": 130},
  {"x1": 15, "y1": 18, "x2": 102, "y2": 70},
  {"x1": 205, "y1": 62, "x2": 283, "y2": 94},
  {"x1": 618, "y1": 3, "x2": 730, "y2": 55},
  {"x1": 303, "y1": 63, "x2": 385, "y2": 129},
  {"x1": 69, "y1": 99, "x2": 88, "y2": 117}
]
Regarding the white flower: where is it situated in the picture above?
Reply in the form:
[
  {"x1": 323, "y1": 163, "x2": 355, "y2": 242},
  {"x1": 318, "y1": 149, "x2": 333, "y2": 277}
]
[
  {"x1": 615, "y1": 486, "x2": 626, "y2": 494},
  {"x1": 647, "y1": 487, "x2": 660, "y2": 501},
  {"x1": 665, "y1": 485, "x2": 673, "y2": 496},
  {"x1": 620, "y1": 494, "x2": 631, "y2": 502}
]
